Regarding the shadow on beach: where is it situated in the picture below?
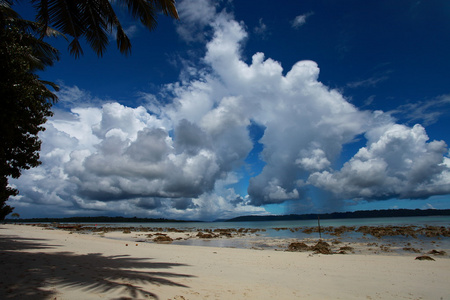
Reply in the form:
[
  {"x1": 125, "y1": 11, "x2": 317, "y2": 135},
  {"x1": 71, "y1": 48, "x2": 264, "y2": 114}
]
[{"x1": 0, "y1": 234, "x2": 193, "y2": 300}]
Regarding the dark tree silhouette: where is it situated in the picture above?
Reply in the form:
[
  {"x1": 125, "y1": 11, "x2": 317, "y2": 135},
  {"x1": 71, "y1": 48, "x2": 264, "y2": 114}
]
[{"x1": 0, "y1": 3, "x2": 60, "y2": 219}]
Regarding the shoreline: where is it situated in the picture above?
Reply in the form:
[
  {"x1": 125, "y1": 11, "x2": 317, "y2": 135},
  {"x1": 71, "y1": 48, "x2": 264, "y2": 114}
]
[
  {"x1": 15, "y1": 222, "x2": 450, "y2": 256},
  {"x1": 1, "y1": 224, "x2": 449, "y2": 299}
]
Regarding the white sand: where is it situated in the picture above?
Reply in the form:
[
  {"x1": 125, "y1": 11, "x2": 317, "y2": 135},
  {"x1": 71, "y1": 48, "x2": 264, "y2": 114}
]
[{"x1": 1, "y1": 224, "x2": 448, "y2": 299}]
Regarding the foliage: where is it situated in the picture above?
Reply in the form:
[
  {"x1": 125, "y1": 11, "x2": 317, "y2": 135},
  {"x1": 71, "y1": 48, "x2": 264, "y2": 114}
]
[
  {"x1": 31, "y1": 0, "x2": 179, "y2": 57},
  {"x1": 224, "y1": 209, "x2": 450, "y2": 222},
  {"x1": 4, "y1": 215, "x2": 196, "y2": 223},
  {"x1": 0, "y1": 2, "x2": 60, "y2": 220}
]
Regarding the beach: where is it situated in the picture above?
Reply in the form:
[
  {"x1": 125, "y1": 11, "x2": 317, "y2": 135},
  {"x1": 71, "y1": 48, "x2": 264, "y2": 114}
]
[{"x1": 1, "y1": 224, "x2": 449, "y2": 299}]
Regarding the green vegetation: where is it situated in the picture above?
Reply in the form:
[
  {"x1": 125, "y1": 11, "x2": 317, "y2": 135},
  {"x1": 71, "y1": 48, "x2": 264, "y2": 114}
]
[
  {"x1": 4, "y1": 209, "x2": 450, "y2": 223},
  {"x1": 4, "y1": 216, "x2": 197, "y2": 223},
  {"x1": 1, "y1": 3, "x2": 60, "y2": 219},
  {"x1": 223, "y1": 209, "x2": 450, "y2": 222}
]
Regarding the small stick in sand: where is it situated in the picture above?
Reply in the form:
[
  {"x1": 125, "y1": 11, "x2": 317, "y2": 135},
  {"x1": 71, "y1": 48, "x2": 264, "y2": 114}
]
[{"x1": 318, "y1": 215, "x2": 322, "y2": 240}]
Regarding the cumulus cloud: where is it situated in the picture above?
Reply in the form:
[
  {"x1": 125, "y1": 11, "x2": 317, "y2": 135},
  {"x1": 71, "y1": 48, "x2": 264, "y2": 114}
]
[
  {"x1": 9, "y1": 1, "x2": 450, "y2": 219},
  {"x1": 309, "y1": 119, "x2": 450, "y2": 200},
  {"x1": 62, "y1": 104, "x2": 227, "y2": 201},
  {"x1": 55, "y1": 84, "x2": 106, "y2": 108}
]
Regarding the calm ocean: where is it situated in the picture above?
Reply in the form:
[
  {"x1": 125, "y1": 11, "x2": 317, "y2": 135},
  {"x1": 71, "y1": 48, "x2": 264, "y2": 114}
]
[
  {"x1": 67, "y1": 215, "x2": 450, "y2": 250},
  {"x1": 83, "y1": 215, "x2": 450, "y2": 230}
]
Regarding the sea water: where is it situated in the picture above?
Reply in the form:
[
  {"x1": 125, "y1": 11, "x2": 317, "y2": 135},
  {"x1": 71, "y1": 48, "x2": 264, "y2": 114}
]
[
  {"x1": 77, "y1": 215, "x2": 450, "y2": 230},
  {"x1": 64, "y1": 216, "x2": 450, "y2": 250}
]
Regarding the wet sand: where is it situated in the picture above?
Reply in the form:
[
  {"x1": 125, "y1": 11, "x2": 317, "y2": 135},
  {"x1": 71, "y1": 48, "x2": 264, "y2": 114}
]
[{"x1": 1, "y1": 223, "x2": 449, "y2": 299}]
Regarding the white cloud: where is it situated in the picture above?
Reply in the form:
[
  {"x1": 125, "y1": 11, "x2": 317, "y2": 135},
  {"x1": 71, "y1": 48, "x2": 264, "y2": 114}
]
[
  {"x1": 110, "y1": 25, "x2": 139, "y2": 42},
  {"x1": 291, "y1": 12, "x2": 314, "y2": 29},
  {"x1": 175, "y1": 0, "x2": 218, "y2": 42},
  {"x1": 253, "y1": 18, "x2": 268, "y2": 38},
  {"x1": 390, "y1": 94, "x2": 450, "y2": 126},
  {"x1": 296, "y1": 148, "x2": 331, "y2": 171},
  {"x1": 124, "y1": 25, "x2": 138, "y2": 38},
  {"x1": 309, "y1": 121, "x2": 450, "y2": 200},
  {"x1": 347, "y1": 74, "x2": 390, "y2": 88},
  {"x1": 9, "y1": 1, "x2": 450, "y2": 219}
]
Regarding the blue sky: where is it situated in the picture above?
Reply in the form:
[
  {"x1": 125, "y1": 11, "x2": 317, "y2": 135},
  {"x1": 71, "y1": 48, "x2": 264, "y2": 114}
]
[{"x1": 9, "y1": 0, "x2": 450, "y2": 220}]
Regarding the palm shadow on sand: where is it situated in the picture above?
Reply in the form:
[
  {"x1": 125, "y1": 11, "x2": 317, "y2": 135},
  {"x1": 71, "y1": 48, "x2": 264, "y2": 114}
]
[{"x1": 0, "y1": 234, "x2": 194, "y2": 300}]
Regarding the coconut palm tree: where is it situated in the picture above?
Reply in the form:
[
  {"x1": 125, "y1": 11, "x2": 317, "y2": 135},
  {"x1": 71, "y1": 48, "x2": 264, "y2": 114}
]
[{"x1": 31, "y1": 0, "x2": 179, "y2": 57}]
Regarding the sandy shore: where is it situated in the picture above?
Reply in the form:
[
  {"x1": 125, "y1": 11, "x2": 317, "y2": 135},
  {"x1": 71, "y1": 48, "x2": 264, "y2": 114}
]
[{"x1": 1, "y1": 224, "x2": 449, "y2": 300}]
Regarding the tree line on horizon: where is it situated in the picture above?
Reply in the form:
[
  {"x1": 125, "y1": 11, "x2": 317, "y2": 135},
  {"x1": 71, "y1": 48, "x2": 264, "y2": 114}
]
[
  {"x1": 4, "y1": 208, "x2": 450, "y2": 223},
  {"x1": 224, "y1": 208, "x2": 450, "y2": 222}
]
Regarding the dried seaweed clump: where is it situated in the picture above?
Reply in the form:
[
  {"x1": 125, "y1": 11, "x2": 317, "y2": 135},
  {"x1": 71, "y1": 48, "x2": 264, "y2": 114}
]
[
  {"x1": 286, "y1": 240, "x2": 333, "y2": 254},
  {"x1": 310, "y1": 241, "x2": 332, "y2": 254},
  {"x1": 153, "y1": 235, "x2": 173, "y2": 243},
  {"x1": 415, "y1": 255, "x2": 435, "y2": 261},
  {"x1": 286, "y1": 242, "x2": 309, "y2": 252}
]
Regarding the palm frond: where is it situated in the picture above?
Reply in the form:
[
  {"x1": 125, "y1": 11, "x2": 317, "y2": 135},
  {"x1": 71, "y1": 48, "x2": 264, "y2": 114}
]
[
  {"x1": 100, "y1": 0, "x2": 119, "y2": 28},
  {"x1": 0, "y1": 0, "x2": 14, "y2": 6},
  {"x1": 25, "y1": 52, "x2": 46, "y2": 70},
  {"x1": 101, "y1": 0, "x2": 132, "y2": 55},
  {"x1": 150, "y1": 0, "x2": 179, "y2": 19},
  {"x1": 16, "y1": 0, "x2": 179, "y2": 57},
  {"x1": 68, "y1": 37, "x2": 83, "y2": 58},
  {"x1": 32, "y1": 0, "x2": 49, "y2": 37},
  {"x1": 81, "y1": 0, "x2": 109, "y2": 56},
  {"x1": 48, "y1": 0, "x2": 83, "y2": 35},
  {"x1": 27, "y1": 35, "x2": 60, "y2": 68},
  {"x1": 43, "y1": 25, "x2": 66, "y2": 38},
  {"x1": 0, "y1": 1, "x2": 20, "y2": 22},
  {"x1": 39, "y1": 79, "x2": 60, "y2": 91},
  {"x1": 119, "y1": 0, "x2": 157, "y2": 30},
  {"x1": 44, "y1": 0, "x2": 85, "y2": 57},
  {"x1": 115, "y1": 23, "x2": 131, "y2": 55}
]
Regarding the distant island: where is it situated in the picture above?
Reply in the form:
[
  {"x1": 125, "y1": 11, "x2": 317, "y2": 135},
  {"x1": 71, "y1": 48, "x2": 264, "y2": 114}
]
[
  {"x1": 4, "y1": 208, "x2": 450, "y2": 223},
  {"x1": 221, "y1": 208, "x2": 450, "y2": 222},
  {"x1": 4, "y1": 216, "x2": 198, "y2": 223}
]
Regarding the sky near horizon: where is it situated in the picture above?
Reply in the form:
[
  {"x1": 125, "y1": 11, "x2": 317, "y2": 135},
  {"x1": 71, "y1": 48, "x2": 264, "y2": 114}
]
[{"x1": 9, "y1": 0, "x2": 450, "y2": 221}]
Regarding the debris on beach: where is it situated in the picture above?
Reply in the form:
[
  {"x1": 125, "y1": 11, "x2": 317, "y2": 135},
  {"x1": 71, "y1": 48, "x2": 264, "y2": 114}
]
[
  {"x1": 214, "y1": 228, "x2": 234, "y2": 237},
  {"x1": 197, "y1": 232, "x2": 217, "y2": 239},
  {"x1": 286, "y1": 240, "x2": 333, "y2": 254},
  {"x1": 298, "y1": 225, "x2": 450, "y2": 239},
  {"x1": 415, "y1": 255, "x2": 435, "y2": 261},
  {"x1": 338, "y1": 246, "x2": 354, "y2": 254},
  {"x1": 311, "y1": 241, "x2": 333, "y2": 254},
  {"x1": 427, "y1": 249, "x2": 447, "y2": 256},
  {"x1": 15, "y1": 223, "x2": 449, "y2": 256},
  {"x1": 287, "y1": 242, "x2": 309, "y2": 252},
  {"x1": 402, "y1": 247, "x2": 421, "y2": 253},
  {"x1": 379, "y1": 244, "x2": 392, "y2": 252},
  {"x1": 153, "y1": 235, "x2": 173, "y2": 243}
]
